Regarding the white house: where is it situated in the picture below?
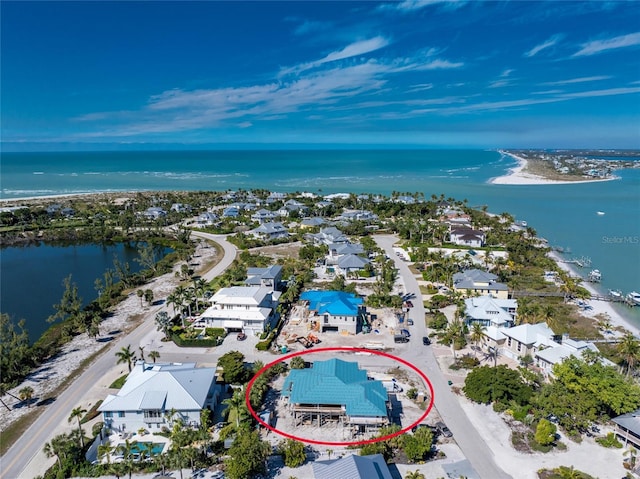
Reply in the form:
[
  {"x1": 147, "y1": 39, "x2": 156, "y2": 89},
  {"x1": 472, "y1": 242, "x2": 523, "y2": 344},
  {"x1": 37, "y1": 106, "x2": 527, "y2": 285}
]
[
  {"x1": 535, "y1": 336, "x2": 613, "y2": 376},
  {"x1": 450, "y1": 228, "x2": 485, "y2": 247},
  {"x1": 463, "y1": 295, "x2": 517, "y2": 328},
  {"x1": 251, "y1": 208, "x2": 277, "y2": 224},
  {"x1": 500, "y1": 322, "x2": 557, "y2": 360},
  {"x1": 195, "y1": 286, "x2": 280, "y2": 334},
  {"x1": 194, "y1": 212, "x2": 219, "y2": 228},
  {"x1": 99, "y1": 362, "x2": 221, "y2": 433}
]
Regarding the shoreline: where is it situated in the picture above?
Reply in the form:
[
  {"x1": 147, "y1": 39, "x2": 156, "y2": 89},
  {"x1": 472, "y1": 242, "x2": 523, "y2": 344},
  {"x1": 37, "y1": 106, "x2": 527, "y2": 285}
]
[
  {"x1": 490, "y1": 151, "x2": 619, "y2": 185},
  {"x1": 548, "y1": 250, "x2": 640, "y2": 336}
]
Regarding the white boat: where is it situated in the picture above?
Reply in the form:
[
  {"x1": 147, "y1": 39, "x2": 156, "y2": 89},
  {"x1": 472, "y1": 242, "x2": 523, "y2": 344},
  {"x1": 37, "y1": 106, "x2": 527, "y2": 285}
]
[
  {"x1": 597, "y1": 211, "x2": 605, "y2": 215},
  {"x1": 626, "y1": 292, "x2": 640, "y2": 306},
  {"x1": 587, "y1": 269, "x2": 602, "y2": 282},
  {"x1": 609, "y1": 289, "x2": 623, "y2": 300}
]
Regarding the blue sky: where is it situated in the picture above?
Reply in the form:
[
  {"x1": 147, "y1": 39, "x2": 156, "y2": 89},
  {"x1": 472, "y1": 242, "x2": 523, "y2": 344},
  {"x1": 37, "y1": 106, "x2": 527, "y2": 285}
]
[{"x1": 2, "y1": 1, "x2": 639, "y2": 150}]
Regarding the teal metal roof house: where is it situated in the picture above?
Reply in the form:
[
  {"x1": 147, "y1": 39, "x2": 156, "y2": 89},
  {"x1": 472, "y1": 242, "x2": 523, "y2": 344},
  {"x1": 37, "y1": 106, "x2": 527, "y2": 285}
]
[
  {"x1": 281, "y1": 359, "x2": 389, "y2": 433},
  {"x1": 300, "y1": 290, "x2": 364, "y2": 334}
]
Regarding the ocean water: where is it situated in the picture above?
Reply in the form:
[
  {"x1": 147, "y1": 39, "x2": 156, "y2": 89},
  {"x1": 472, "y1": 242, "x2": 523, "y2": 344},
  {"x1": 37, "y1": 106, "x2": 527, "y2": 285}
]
[{"x1": 2, "y1": 149, "x2": 639, "y2": 324}]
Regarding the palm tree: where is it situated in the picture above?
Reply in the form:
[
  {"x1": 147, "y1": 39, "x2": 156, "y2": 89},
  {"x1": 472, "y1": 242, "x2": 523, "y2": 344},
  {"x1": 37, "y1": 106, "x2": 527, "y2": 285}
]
[
  {"x1": 115, "y1": 345, "x2": 136, "y2": 372},
  {"x1": 68, "y1": 406, "x2": 87, "y2": 448},
  {"x1": 18, "y1": 386, "x2": 34, "y2": 408},
  {"x1": 166, "y1": 292, "x2": 181, "y2": 316},
  {"x1": 136, "y1": 289, "x2": 144, "y2": 307},
  {"x1": 116, "y1": 439, "x2": 138, "y2": 479},
  {"x1": 617, "y1": 333, "x2": 640, "y2": 377},
  {"x1": 0, "y1": 383, "x2": 20, "y2": 411},
  {"x1": 98, "y1": 442, "x2": 114, "y2": 464},
  {"x1": 43, "y1": 435, "x2": 65, "y2": 472},
  {"x1": 148, "y1": 350, "x2": 161, "y2": 363},
  {"x1": 138, "y1": 345, "x2": 145, "y2": 362},
  {"x1": 222, "y1": 390, "x2": 249, "y2": 428},
  {"x1": 155, "y1": 311, "x2": 171, "y2": 339},
  {"x1": 469, "y1": 322, "x2": 485, "y2": 357}
]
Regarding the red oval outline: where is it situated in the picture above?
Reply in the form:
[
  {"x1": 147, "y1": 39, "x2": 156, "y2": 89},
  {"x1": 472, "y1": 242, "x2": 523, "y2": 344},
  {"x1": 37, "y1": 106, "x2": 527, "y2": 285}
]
[{"x1": 245, "y1": 346, "x2": 435, "y2": 446}]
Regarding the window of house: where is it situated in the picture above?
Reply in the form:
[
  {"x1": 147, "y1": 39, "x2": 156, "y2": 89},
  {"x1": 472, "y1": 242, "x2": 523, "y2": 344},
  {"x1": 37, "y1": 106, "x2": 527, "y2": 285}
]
[
  {"x1": 104, "y1": 412, "x2": 113, "y2": 418},
  {"x1": 118, "y1": 411, "x2": 125, "y2": 418},
  {"x1": 507, "y1": 337, "x2": 512, "y2": 347},
  {"x1": 517, "y1": 342, "x2": 521, "y2": 352}
]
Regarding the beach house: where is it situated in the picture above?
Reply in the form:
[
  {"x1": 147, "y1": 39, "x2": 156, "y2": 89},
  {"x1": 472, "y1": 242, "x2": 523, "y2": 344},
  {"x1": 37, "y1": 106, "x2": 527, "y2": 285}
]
[
  {"x1": 245, "y1": 265, "x2": 283, "y2": 291},
  {"x1": 300, "y1": 290, "x2": 364, "y2": 334},
  {"x1": 282, "y1": 359, "x2": 389, "y2": 433},
  {"x1": 463, "y1": 295, "x2": 517, "y2": 328},
  {"x1": 453, "y1": 269, "x2": 509, "y2": 299},
  {"x1": 449, "y1": 227, "x2": 486, "y2": 247},
  {"x1": 99, "y1": 361, "x2": 221, "y2": 433},
  {"x1": 195, "y1": 286, "x2": 280, "y2": 334},
  {"x1": 248, "y1": 222, "x2": 289, "y2": 241}
]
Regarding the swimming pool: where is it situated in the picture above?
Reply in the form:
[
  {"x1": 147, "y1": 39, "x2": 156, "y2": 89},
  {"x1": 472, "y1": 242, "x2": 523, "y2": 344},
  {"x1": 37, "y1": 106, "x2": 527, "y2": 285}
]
[{"x1": 117, "y1": 442, "x2": 166, "y2": 456}]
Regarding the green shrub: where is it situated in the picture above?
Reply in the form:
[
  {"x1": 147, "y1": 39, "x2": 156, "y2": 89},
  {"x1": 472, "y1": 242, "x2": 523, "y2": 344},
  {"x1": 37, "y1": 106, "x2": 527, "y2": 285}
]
[
  {"x1": 450, "y1": 355, "x2": 480, "y2": 370},
  {"x1": 596, "y1": 432, "x2": 623, "y2": 448},
  {"x1": 205, "y1": 327, "x2": 226, "y2": 340},
  {"x1": 406, "y1": 388, "x2": 418, "y2": 400},
  {"x1": 171, "y1": 333, "x2": 221, "y2": 347},
  {"x1": 429, "y1": 312, "x2": 448, "y2": 330}
]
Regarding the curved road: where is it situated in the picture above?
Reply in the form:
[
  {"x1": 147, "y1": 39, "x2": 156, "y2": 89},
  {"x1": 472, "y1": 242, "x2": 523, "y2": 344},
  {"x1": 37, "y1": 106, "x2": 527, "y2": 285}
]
[
  {"x1": 1, "y1": 233, "x2": 236, "y2": 479},
  {"x1": 374, "y1": 234, "x2": 511, "y2": 479}
]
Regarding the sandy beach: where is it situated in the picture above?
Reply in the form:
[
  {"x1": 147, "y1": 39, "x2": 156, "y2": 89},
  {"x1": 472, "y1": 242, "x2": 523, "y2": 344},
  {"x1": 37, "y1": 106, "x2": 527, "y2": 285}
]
[{"x1": 490, "y1": 151, "x2": 618, "y2": 186}]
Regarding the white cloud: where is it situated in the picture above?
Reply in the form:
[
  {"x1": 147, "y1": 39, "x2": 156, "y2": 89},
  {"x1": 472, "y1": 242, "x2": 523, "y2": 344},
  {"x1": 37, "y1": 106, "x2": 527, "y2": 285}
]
[
  {"x1": 542, "y1": 75, "x2": 611, "y2": 86},
  {"x1": 573, "y1": 32, "x2": 640, "y2": 57},
  {"x1": 413, "y1": 59, "x2": 464, "y2": 70},
  {"x1": 560, "y1": 86, "x2": 640, "y2": 98},
  {"x1": 391, "y1": 0, "x2": 467, "y2": 12},
  {"x1": 524, "y1": 35, "x2": 563, "y2": 57},
  {"x1": 280, "y1": 36, "x2": 390, "y2": 76}
]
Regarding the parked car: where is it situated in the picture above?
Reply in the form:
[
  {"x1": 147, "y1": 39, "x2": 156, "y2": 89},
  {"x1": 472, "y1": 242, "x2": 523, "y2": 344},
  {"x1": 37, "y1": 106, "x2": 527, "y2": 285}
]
[
  {"x1": 405, "y1": 300, "x2": 414, "y2": 308},
  {"x1": 236, "y1": 332, "x2": 247, "y2": 341},
  {"x1": 400, "y1": 328, "x2": 411, "y2": 337},
  {"x1": 407, "y1": 318, "x2": 414, "y2": 326},
  {"x1": 436, "y1": 421, "x2": 453, "y2": 437},
  {"x1": 394, "y1": 334, "x2": 410, "y2": 343},
  {"x1": 422, "y1": 336, "x2": 431, "y2": 345}
]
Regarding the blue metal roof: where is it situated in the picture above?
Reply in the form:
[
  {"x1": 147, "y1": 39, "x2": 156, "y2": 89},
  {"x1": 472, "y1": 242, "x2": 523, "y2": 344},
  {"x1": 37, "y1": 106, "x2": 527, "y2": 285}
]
[
  {"x1": 300, "y1": 290, "x2": 363, "y2": 317},
  {"x1": 282, "y1": 359, "x2": 388, "y2": 418}
]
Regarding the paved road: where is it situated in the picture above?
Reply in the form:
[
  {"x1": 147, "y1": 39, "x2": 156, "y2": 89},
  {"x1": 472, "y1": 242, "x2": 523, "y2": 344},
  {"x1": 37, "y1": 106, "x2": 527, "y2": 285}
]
[
  {"x1": 374, "y1": 234, "x2": 511, "y2": 479},
  {"x1": 0, "y1": 234, "x2": 236, "y2": 479}
]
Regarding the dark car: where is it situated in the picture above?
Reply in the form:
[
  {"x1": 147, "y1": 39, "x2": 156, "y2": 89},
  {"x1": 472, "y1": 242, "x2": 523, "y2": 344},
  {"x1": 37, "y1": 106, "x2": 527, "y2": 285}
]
[
  {"x1": 405, "y1": 300, "x2": 414, "y2": 308},
  {"x1": 436, "y1": 421, "x2": 453, "y2": 437},
  {"x1": 236, "y1": 332, "x2": 247, "y2": 341},
  {"x1": 407, "y1": 318, "x2": 414, "y2": 326},
  {"x1": 400, "y1": 328, "x2": 411, "y2": 337},
  {"x1": 411, "y1": 423, "x2": 435, "y2": 433},
  {"x1": 422, "y1": 336, "x2": 431, "y2": 345}
]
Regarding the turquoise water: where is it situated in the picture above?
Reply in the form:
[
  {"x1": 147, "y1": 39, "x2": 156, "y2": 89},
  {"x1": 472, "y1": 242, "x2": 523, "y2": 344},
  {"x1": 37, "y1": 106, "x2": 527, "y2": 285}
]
[
  {"x1": 1, "y1": 149, "x2": 639, "y2": 325},
  {"x1": 125, "y1": 442, "x2": 165, "y2": 456}
]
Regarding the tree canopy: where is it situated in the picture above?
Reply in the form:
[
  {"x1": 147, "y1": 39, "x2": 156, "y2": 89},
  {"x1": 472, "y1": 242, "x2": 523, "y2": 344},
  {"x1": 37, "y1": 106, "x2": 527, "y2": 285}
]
[{"x1": 463, "y1": 365, "x2": 533, "y2": 406}]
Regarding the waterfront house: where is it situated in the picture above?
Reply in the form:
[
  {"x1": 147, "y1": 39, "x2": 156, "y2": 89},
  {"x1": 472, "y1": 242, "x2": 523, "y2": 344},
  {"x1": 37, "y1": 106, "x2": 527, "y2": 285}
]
[
  {"x1": 170, "y1": 203, "x2": 191, "y2": 213},
  {"x1": 453, "y1": 269, "x2": 509, "y2": 299},
  {"x1": 245, "y1": 265, "x2": 283, "y2": 290},
  {"x1": 535, "y1": 336, "x2": 613, "y2": 376},
  {"x1": 339, "y1": 209, "x2": 378, "y2": 222},
  {"x1": 222, "y1": 206, "x2": 240, "y2": 218},
  {"x1": 450, "y1": 228, "x2": 486, "y2": 247},
  {"x1": 99, "y1": 361, "x2": 221, "y2": 433},
  {"x1": 195, "y1": 286, "x2": 279, "y2": 334},
  {"x1": 336, "y1": 254, "x2": 371, "y2": 277},
  {"x1": 463, "y1": 295, "x2": 517, "y2": 328},
  {"x1": 312, "y1": 454, "x2": 392, "y2": 479},
  {"x1": 142, "y1": 207, "x2": 167, "y2": 220},
  {"x1": 499, "y1": 322, "x2": 557, "y2": 361},
  {"x1": 327, "y1": 242, "x2": 365, "y2": 261},
  {"x1": 282, "y1": 359, "x2": 389, "y2": 433},
  {"x1": 248, "y1": 222, "x2": 289, "y2": 241},
  {"x1": 300, "y1": 290, "x2": 364, "y2": 334}
]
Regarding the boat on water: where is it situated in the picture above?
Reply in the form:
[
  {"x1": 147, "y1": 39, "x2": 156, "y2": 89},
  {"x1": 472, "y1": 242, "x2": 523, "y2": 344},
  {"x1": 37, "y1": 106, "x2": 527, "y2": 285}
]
[
  {"x1": 609, "y1": 289, "x2": 623, "y2": 300},
  {"x1": 587, "y1": 269, "x2": 602, "y2": 282},
  {"x1": 597, "y1": 211, "x2": 605, "y2": 215},
  {"x1": 627, "y1": 292, "x2": 640, "y2": 306}
]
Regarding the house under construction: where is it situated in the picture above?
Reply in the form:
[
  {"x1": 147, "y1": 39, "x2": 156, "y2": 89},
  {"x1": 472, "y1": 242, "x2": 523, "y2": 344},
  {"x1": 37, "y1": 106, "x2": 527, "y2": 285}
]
[{"x1": 281, "y1": 359, "x2": 390, "y2": 434}]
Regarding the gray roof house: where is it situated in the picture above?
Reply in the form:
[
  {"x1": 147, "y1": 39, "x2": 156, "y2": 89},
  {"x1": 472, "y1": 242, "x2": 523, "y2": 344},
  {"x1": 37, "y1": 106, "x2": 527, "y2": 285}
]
[
  {"x1": 453, "y1": 269, "x2": 509, "y2": 299},
  {"x1": 194, "y1": 212, "x2": 219, "y2": 228},
  {"x1": 245, "y1": 265, "x2": 283, "y2": 290},
  {"x1": 613, "y1": 408, "x2": 640, "y2": 449},
  {"x1": 463, "y1": 295, "x2": 517, "y2": 328},
  {"x1": 500, "y1": 322, "x2": 557, "y2": 361},
  {"x1": 339, "y1": 209, "x2": 378, "y2": 222},
  {"x1": 99, "y1": 361, "x2": 221, "y2": 433},
  {"x1": 535, "y1": 336, "x2": 614, "y2": 376},
  {"x1": 337, "y1": 254, "x2": 371, "y2": 275},
  {"x1": 251, "y1": 208, "x2": 277, "y2": 224},
  {"x1": 328, "y1": 242, "x2": 365, "y2": 260},
  {"x1": 312, "y1": 226, "x2": 349, "y2": 246},
  {"x1": 248, "y1": 222, "x2": 289, "y2": 240},
  {"x1": 312, "y1": 453, "x2": 392, "y2": 479}
]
